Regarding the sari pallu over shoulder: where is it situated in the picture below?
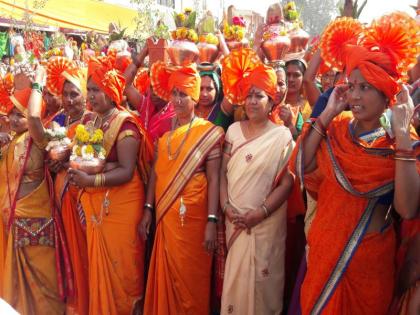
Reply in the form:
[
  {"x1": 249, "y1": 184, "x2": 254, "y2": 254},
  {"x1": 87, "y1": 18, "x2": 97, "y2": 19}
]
[
  {"x1": 221, "y1": 125, "x2": 293, "y2": 315},
  {"x1": 289, "y1": 113, "x2": 419, "y2": 315},
  {"x1": 81, "y1": 110, "x2": 153, "y2": 315},
  {"x1": 0, "y1": 132, "x2": 73, "y2": 314},
  {"x1": 154, "y1": 118, "x2": 224, "y2": 222}
]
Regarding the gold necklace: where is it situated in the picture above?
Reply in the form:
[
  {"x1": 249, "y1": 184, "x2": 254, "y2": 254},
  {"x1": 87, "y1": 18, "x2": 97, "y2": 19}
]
[
  {"x1": 95, "y1": 108, "x2": 117, "y2": 129},
  {"x1": 166, "y1": 116, "x2": 196, "y2": 161}
]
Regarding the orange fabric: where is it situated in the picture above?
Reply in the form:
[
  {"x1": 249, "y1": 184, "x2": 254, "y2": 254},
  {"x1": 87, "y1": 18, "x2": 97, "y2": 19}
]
[
  {"x1": 242, "y1": 64, "x2": 277, "y2": 101},
  {"x1": 144, "y1": 119, "x2": 223, "y2": 315},
  {"x1": 289, "y1": 113, "x2": 420, "y2": 314},
  {"x1": 150, "y1": 61, "x2": 201, "y2": 102},
  {"x1": 221, "y1": 48, "x2": 262, "y2": 105},
  {"x1": 0, "y1": 134, "x2": 64, "y2": 314},
  {"x1": 87, "y1": 56, "x2": 125, "y2": 106},
  {"x1": 134, "y1": 68, "x2": 150, "y2": 95},
  {"x1": 0, "y1": 78, "x2": 13, "y2": 115},
  {"x1": 46, "y1": 57, "x2": 77, "y2": 96},
  {"x1": 319, "y1": 17, "x2": 363, "y2": 72},
  {"x1": 321, "y1": 13, "x2": 419, "y2": 103},
  {"x1": 54, "y1": 121, "x2": 89, "y2": 315},
  {"x1": 80, "y1": 113, "x2": 146, "y2": 315},
  {"x1": 10, "y1": 88, "x2": 31, "y2": 116},
  {"x1": 344, "y1": 45, "x2": 400, "y2": 103}
]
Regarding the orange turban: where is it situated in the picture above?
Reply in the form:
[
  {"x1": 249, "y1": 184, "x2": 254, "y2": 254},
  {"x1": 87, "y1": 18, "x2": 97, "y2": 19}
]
[
  {"x1": 88, "y1": 56, "x2": 126, "y2": 106},
  {"x1": 320, "y1": 13, "x2": 419, "y2": 104},
  {"x1": 242, "y1": 64, "x2": 277, "y2": 101},
  {"x1": 10, "y1": 88, "x2": 32, "y2": 116},
  {"x1": 221, "y1": 48, "x2": 263, "y2": 105},
  {"x1": 344, "y1": 45, "x2": 400, "y2": 102},
  {"x1": 62, "y1": 67, "x2": 87, "y2": 97},
  {"x1": 150, "y1": 61, "x2": 201, "y2": 102},
  {"x1": 46, "y1": 57, "x2": 77, "y2": 96}
]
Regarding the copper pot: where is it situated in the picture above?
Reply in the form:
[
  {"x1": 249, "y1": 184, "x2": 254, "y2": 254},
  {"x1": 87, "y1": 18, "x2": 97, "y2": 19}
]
[
  {"x1": 288, "y1": 28, "x2": 310, "y2": 53},
  {"x1": 48, "y1": 144, "x2": 71, "y2": 161},
  {"x1": 226, "y1": 39, "x2": 249, "y2": 51},
  {"x1": 69, "y1": 157, "x2": 105, "y2": 175},
  {"x1": 167, "y1": 40, "x2": 199, "y2": 66},
  {"x1": 197, "y1": 42, "x2": 219, "y2": 64},
  {"x1": 261, "y1": 35, "x2": 291, "y2": 62}
]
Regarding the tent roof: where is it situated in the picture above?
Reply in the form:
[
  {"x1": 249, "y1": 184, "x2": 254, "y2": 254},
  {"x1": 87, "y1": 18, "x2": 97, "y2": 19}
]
[{"x1": 0, "y1": 0, "x2": 139, "y2": 34}]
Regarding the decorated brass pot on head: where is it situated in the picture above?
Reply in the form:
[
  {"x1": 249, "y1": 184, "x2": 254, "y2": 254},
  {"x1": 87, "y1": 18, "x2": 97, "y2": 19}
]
[
  {"x1": 261, "y1": 24, "x2": 291, "y2": 62},
  {"x1": 226, "y1": 39, "x2": 249, "y2": 51},
  {"x1": 288, "y1": 27, "x2": 310, "y2": 53},
  {"x1": 197, "y1": 33, "x2": 219, "y2": 64},
  {"x1": 167, "y1": 39, "x2": 199, "y2": 66}
]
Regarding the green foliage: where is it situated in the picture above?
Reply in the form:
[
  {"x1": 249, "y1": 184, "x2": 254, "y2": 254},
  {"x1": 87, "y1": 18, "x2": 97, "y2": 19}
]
[{"x1": 292, "y1": 0, "x2": 337, "y2": 35}]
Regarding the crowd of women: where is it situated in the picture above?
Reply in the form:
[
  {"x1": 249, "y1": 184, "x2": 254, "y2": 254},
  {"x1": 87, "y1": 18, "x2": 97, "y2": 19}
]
[{"x1": 0, "y1": 7, "x2": 419, "y2": 315}]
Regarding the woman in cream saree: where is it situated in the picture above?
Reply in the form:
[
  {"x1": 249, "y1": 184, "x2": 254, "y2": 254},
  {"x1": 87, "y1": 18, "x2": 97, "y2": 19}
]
[{"x1": 219, "y1": 53, "x2": 295, "y2": 315}]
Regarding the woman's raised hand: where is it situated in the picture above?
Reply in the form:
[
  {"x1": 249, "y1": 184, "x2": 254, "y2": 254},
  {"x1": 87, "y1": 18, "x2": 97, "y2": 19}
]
[
  {"x1": 322, "y1": 84, "x2": 349, "y2": 123},
  {"x1": 392, "y1": 85, "x2": 414, "y2": 138},
  {"x1": 0, "y1": 132, "x2": 11, "y2": 146}
]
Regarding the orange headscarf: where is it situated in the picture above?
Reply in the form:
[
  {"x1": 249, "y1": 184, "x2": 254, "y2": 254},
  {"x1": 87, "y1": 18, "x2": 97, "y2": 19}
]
[
  {"x1": 87, "y1": 56, "x2": 126, "y2": 106},
  {"x1": 150, "y1": 61, "x2": 201, "y2": 102},
  {"x1": 134, "y1": 68, "x2": 150, "y2": 95},
  {"x1": 62, "y1": 67, "x2": 88, "y2": 97},
  {"x1": 242, "y1": 64, "x2": 277, "y2": 101},
  {"x1": 321, "y1": 13, "x2": 419, "y2": 104},
  {"x1": 10, "y1": 88, "x2": 32, "y2": 116}
]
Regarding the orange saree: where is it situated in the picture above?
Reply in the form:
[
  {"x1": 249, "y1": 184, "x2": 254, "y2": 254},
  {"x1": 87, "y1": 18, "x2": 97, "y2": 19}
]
[
  {"x1": 0, "y1": 132, "x2": 66, "y2": 315},
  {"x1": 290, "y1": 112, "x2": 419, "y2": 315},
  {"x1": 79, "y1": 111, "x2": 149, "y2": 315},
  {"x1": 144, "y1": 118, "x2": 224, "y2": 315},
  {"x1": 54, "y1": 118, "x2": 89, "y2": 315}
]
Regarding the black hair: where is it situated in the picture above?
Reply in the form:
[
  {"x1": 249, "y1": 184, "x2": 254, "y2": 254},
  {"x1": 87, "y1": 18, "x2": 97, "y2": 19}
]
[{"x1": 285, "y1": 59, "x2": 306, "y2": 74}]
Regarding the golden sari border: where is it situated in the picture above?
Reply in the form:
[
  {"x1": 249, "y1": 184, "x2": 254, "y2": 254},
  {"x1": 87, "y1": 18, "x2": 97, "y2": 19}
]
[
  {"x1": 156, "y1": 125, "x2": 223, "y2": 224},
  {"x1": 310, "y1": 197, "x2": 378, "y2": 315}
]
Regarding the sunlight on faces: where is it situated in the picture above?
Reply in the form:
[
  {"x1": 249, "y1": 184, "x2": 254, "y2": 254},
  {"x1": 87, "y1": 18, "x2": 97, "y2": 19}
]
[
  {"x1": 347, "y1": 69, "x2": 388, "y2": 123},
  {"x1": 62, "y1": 81, "x2": 85, "y2": 118},
  {"x1": 171, "y1": 87, "x2": 196, "y2": 120},
  {"x1": 87, "y1": 78, "x2": 114, "y2": 115},
  {"x1": 198, "y1": 76, "x2": 217, "y2": 107},
  {"x1": 8, "y1": 107, "x2": 28, "y2": 134},
  {"x1": 244, "y1": 86, "x2": 273, "y2": 121}
]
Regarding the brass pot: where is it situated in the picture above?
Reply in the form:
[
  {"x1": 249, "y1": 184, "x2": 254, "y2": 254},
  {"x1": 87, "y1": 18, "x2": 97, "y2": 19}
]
[
  {"x1": 288, "y1": 28, "x2": 310, "y2": 53},
  {"x1": 261, "y1": 34, "x2": 291, "y2": 62},
  {"x1": 167, "y1": 40, "x2": 199, "y2": 66},
  {"x1": 197, "y1": 42, "x2": 219, "y2": 64},
  {"x1": 226, "y1": 39, "x2": 249, "y2": 51},
  {"x1": 69, "y1": 157, "x2": 106, "y2": 175},
  {"x1": 48, "y1": 144, "x2": 71, "y2": 161}
]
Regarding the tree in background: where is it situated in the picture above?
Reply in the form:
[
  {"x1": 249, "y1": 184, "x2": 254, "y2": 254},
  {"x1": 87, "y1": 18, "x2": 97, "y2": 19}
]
[
  {"x1": 131, "y1": 0, "x2": 164, "y2": 45},
  {"x1": 291, "y1": 0, "x2": 337, "y2": 36}
]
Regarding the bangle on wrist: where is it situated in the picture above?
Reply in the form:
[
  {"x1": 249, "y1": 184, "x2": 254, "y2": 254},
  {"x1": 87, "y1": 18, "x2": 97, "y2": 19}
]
[
  {"x1": 394, "y1": 156, "x2": 416, "y2": 162},
  {"x1": 207, "y1": 214, "x2": 218, "y2": 223},
  {"x1": 261, "y1": 203, "x2": 270, "y2": 218},
  {"x1": 31, "y1": 82, "x2": 43, "y2": 93},
  {"x1": 144, "y1": 203, "x2": 154, "y2": 210},
  {"x1": 311, "y1": 122, "x2": 326, "y2": 137}
]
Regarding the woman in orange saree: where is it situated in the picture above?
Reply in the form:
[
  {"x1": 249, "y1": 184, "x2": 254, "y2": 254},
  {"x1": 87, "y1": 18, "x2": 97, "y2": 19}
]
[
  {"x1": 0, "y1": 85, "x2": 71, "y2": 315},
  {"x1": 291, "y1": 14, "x2": 419, "y2": 315},
  {"x1": 68, "y1": 54, "x2": 151, "y2": 315},
  {"x1": 140, "y1": 62, "x2": 224, "y2": 315},
  {"x1": 219, "y1": 50, "x2": 294, "y2": 315},
  {"x1": 45, "y1": 57, "x2": 91, "y2": 315}
]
